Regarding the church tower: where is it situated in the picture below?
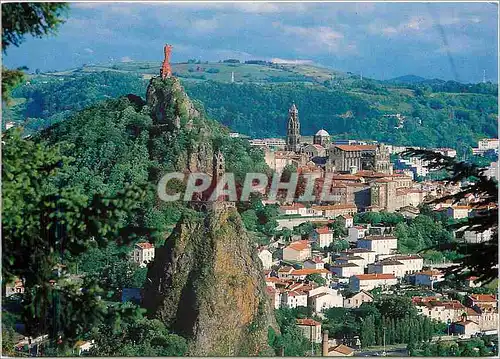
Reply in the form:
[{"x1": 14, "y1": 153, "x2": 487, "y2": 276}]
[{"x1": 286, "y1": 103, "x2": 300, "y2": 152}]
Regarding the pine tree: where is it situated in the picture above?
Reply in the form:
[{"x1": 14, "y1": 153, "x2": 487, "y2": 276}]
[{"x1": 404, "y1": 149, "x2": 498, "y2": 283}]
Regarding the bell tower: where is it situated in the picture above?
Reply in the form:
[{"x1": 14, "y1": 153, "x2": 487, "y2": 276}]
[{"x1": 286, "y1": 103, "x2": 300, "y2": 152}]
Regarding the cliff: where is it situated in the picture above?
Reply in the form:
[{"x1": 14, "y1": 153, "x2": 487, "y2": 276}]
[
  {"x1": 142, "y1": 76, "x2": 277, "y2": 356},
  {"x1": 143, "y1": 209, "x2": 277, "y2": 356},
  {"x1": 146, "y1": 76, "x2": 214, "y2": 174}
]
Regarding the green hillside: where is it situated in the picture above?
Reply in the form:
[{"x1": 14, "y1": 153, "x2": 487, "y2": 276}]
[{"x1": 3, "y1": 61, "x2": 497, "y2": 153}]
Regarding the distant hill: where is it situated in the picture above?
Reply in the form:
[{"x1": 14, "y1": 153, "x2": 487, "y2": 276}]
[
  {"x1": 3, "y1": 61, "x2": 498, "y2": 151},
  {"x1": 386, "y1": 74, "x2": 428, "y2": 84}
]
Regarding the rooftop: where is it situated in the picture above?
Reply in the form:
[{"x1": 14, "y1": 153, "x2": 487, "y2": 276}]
[
  {"x1": 287, "y1": 240, "x2": 311, "y2": 252},
  {"x1": 296, "y1": 318, "x2": 321, "y2": 326},
  {"x1": 135, "y1": 242, "x2": 154, "y2": 250}
]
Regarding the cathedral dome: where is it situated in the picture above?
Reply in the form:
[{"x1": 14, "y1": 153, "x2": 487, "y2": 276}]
[{"x1": 315, "y1": 129, "x2": 330, "y2": 137}]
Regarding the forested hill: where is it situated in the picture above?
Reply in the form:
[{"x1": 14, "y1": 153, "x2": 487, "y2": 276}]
[{"x1": 3, "y1": 61, "x2": 497, "y2": 152}]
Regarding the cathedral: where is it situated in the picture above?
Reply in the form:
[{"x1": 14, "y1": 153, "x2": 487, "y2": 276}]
[{"x1": 283, "y1": 103, "x2": 392, "y2": 175}]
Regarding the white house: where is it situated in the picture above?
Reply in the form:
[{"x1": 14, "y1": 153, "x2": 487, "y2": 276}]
[
  {"x1": 367, "y1": 260, "x2": 406, "y2": 278},
  {"x1": 452, "y1": 320, "x2": 481, "y2": 338},
  {"x1": 344, "y1": 290, "x2": 374, "y2": 309},
  {"x1": 279, "y1": 203, "x2": 306, "y2": 215},
  {"x1": 257, "y1": 248, "x2": 273, "y2": 270},
  {"x1": 376, "y1": 254, "x2": 424, "y2": 274},
  {"x1": 446, "y1": 206, "x2": 470, "y2": 220},
  {"x1": 309, "y1": 290, "x2": 344, "y2": 313},
  {"x1": 283, "y1": 240, "x2": 312, "y2": 262},
  {"x1": 339, "y1": 248, "x2": 376, "y2": 268},
  {"x1": 463, "y1": 229, "x2": 493, "y2": 243},
  {"x1": 4, "y1": 278, "x2": 24, "y2": 297},
  {"x1": 349, "y1": 273, "x2": 398, "y2": 292},
  {"x1": 337, "y1": 214, "x2": 354, "y2": 228},
  {"x1": 277, "y1": 266, "x2": 295, "y2": 279},
  {"x1": 356, "y1": 236, "x2": 397, "y2": 256},
  {"x1": 282, "y1": 290, "x2": 308, "y2": 308},
  {"x1": 131, "y1": 242, "x2": 155, "y2": 267},
  {"x1": 311, "y1": 227, "x2": 334, "y2": 248},
  {"x1": 266, "y1": 286, "x2": 281, "y2": 309},
  {"x1": 348, "y1": 226, "x2": 368, "y2": 243},
  {"x1": 330, "y1": 263, "x2": 364, "y2": 278},
  {"x1": 335, "y1": 255, "x2": 365, "y2": 268}
]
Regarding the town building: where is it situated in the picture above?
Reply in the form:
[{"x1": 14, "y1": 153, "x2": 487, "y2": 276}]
[
  {"x1": 367, "y1": 260, "x2": 406, "y2": 278},
  {"x1": 337, "y1": 214, "x2": 354, "y2": 228},
  {"x1": 304, "y1": 257, "x2": 326, "y2": 270},
  {"x1": 328, "y1": 144, "x2": 392, "y2": 174},
  {"x1": 335, "y1": 256, "x2": 365, "y2": 268},
  {"x1": 283, "y1": 240, "x2": 312, "y2": 262},
  {"x1": 131, "y1": 242, "x2": 155, "y2": 267},
  {"x1": 348, "y1": 226, "x2": 368, "y2": 243},
  {"x1": 451, "y1": 319, "x2": 480, "y2": 338},
  {"x1": 339, "y1": 248, "x2": 376, "y2": 268},
  {"x1": 296, "y1": 318, "x2": 322, "y2": 344},
  {"x1": 343, "y1": 290, "x2": 374, "y2": 309},
  {"x1": 446, "y1": 205, "x2": 470, "y2": 220},
  {"x1": 413, "y1": 298, "x2": 465, "y2": 323},
  {"x1": 376, "y1": 254, "x2": 424, "y2": 274},
  {"x1": 265, "y1": 286, "x2": 281, "y2": 309},
  {"x1": 4, "y1": 278, "x2": 24, "y2": 297},
  {"x1": 304, "y1": 143, "x2": 326, "y2": 158},
  {"x1": 356, "y1": 235, "x2": 397, "y2": 256},
  {"x1": 330, "y1": 263, "x2": 364, "y2": 278},
  {"x1": 311, "y1": 227, "x2": 334, "y2": 248},
  {"x1": 286, "y1": 103, "x2": 300, "y2": 152},
  {"x1": 463, "y1": 229, "x2": 493, "y2": 243},
  {"x1": 257, "y1": 248, "x2": 273, "y2": 270},
  {"x1": 311, "y1": 204, "x2": 357, "y2": 219},
  {"x1": 308, "y1": 287, "x2": 343, "y2": 313},
  {"x1": 277, "y1": 266, "x2": 295, "y2": 279},
  {"x1": 314, "y1": 129, "x2": 331, "y2": 147},
  {"x1": 412, "y1": 269, "x2": 445, "y2": 287},
  {"x1": 349, "y1": 273, "x2": 398, "y2": 292},
  {"x1": 282, "y1": 290, "x2": 308, "y2": 308}
]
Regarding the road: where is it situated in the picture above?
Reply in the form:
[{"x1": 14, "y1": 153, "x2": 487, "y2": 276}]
[{"x1": 355, "y1": 348, "x2": 408, "y2": 357}]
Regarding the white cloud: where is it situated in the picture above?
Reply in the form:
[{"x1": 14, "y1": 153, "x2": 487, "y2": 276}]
[
  {"x1": 274, "y1": 23, "x2": 345, "y2": 52},
  {"x1": 84, "y1": 48, "x2": 94, "y2": 54},
  {"x1": 190, "y1": 18, "x2": 219, "y2": 33},
  {"x1": 121, "y1": 56, "x2": 133, "y2": 62}
]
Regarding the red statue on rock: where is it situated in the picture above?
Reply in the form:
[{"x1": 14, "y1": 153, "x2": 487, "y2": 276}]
[{"x1": 160, "y1": 44, "x2": 173, "y2": 79}]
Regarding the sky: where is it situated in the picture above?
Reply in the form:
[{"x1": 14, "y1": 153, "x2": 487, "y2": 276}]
[{"x1": 3, "y1": 1, "x2": 499, "y2": 83}]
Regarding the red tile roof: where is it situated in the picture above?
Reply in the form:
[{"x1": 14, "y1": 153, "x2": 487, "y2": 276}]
[
  {"x1": 335, "y1": 145, "x2": 377, "y2": 152},
  {"x1": 329, "y1": 344, "x2": 354, "y2": 355},
  {"x1": 292, "y1": 268, "x2": 330, "y2": 276},
  {"x1": 315, "y1": 226, "x2": 332, "y2": 235},
  {"x1": 136, "y1": 242, "x2": 154, "y2": 249},
  {"x1": 296, "y1": 318, "x2": 321, "y2": 326},
  {"x1": 287, "y1": 240, "x2": 311, "y2": 251},
  {"x1": 469, "y1": 294, "x2": 497, "y2": 302}
]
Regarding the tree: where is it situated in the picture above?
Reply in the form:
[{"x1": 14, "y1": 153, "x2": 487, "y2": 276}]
[
  {"x1": 2, "y1": 3, "x2": 68, "y2": 50},
  {"x1": 2, "y1": 3, "x2": 68, "y2": 103},
  {"x1": 2, "y1": 129, "x2": 154, "y2": 343},
  {"x1": 306, "y1": 273, "x2": 326, "y2": 286},
  {"x1": 403, "y1": 149, "x2": 498, "y2": 283},
  {"x1": 360, "y1": 316, "x2": 376, "y2": 348}
]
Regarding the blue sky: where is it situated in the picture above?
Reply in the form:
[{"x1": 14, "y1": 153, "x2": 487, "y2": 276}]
[{"x1": 3, "y1": 1, "x2": 498, "y2": 82}]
